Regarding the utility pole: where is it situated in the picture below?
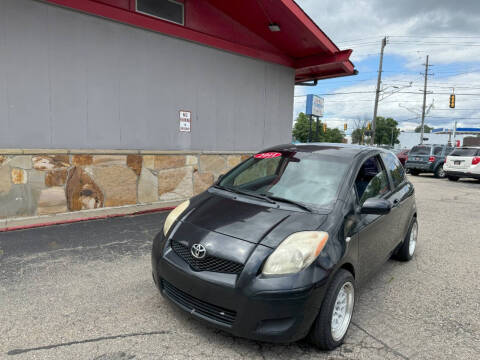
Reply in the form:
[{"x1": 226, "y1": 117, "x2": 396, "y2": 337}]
[
  {"x1": 308, "y1": 114, "x2": 312, "y2": 142},
  {"x1": 371, "y1": 37, "x2": 387, "y2": 145},
  {"x1": 420, "y1": 55, "x2": 430, "y2": 145}
]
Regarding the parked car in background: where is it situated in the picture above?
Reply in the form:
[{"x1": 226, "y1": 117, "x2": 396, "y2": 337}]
[
  {"x1": 395, "y1": 149, "x2": 410, "y2": 166},
  {"x1": 152, "y1": 144, "x2": 418, "y2": 351},
  {"x1": 444, "y1": 147, "x2": 480, "y2": 181},
  {"x1": 405, "y1": 144, "x2": 453, "y2": 178}
]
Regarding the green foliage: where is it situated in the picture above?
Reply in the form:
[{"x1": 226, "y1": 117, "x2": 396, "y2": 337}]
[
  {"x1": 351, "y1": 117, "x2": 399, "y2": 145},
  {"x1": 351, "y1": 128, "x2": 370, "y2": 144},
  {"x1": 374, "y1": 116, "x2": 400, "y2": 145},
  {"x1": 415, "y1": 124, "x2": 433, "y2": 133},
  {"x1": 292, "y1": 112, "x2": 345, "y2": 143}
]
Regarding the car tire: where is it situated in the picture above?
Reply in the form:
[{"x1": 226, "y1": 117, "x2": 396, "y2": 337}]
[
  {"x1": 434, "y1": 165, "x2": 446, "y2": 178},
  {"x1": 308, "y1": 269, "x2": 355, "y2": 351},
  {"x1": 410, "y1": 170, "x2": 419, "y2": 176},
  {"x1": 394, "y1": 218, "x2": 418, "y2": 262},
  {"x1": 447, "y1": 176, "x2": 459, "y2": 181}
]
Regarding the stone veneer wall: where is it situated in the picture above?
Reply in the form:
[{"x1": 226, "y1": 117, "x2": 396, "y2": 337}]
[{"x1": 0, "y1": 151, "x2": 251, "y2": 219}]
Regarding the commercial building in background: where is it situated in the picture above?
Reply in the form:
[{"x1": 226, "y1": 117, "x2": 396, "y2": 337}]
[{"x1": 0, "y1": 0, "x2": 354, "y2": 222}]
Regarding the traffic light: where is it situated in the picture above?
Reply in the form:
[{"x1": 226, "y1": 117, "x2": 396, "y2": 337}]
[
  {"x1": 323, "y1": 123, "x2": 327, "y2": 132},
  {"x1": 367, "y1": 122, "x2": 371, "y2": 130},
  {"x1": 449, "y1": 94, "x2": 455, "y2": 108},
  {"x1": 344, "y1": 123, "x2": 348, "y2": 131}
]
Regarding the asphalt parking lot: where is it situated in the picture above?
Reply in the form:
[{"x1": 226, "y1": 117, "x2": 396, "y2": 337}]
[{"x1": 1, "y1": 175, "x2": 479, "y2": 360}]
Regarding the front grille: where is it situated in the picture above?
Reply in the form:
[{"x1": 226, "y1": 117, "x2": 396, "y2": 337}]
[
  {"x1": 161, "y1": 280, "x2": 236, "y2": 325},
  {"x1": 171, "y1": 240, "x2": 244, "y2": 275}
]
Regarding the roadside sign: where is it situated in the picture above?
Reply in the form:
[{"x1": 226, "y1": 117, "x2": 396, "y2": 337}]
[
  {"x1": 179, "y1": 110, "x2": 191, "y2": 132},
  {"x1": 305, "y1": 94, "x2": 324, "y2": 117}
]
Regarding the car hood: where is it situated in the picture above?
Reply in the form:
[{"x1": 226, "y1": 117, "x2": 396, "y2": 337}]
[{"x1": 184, "y1": 192, "x2": 328, "y2": 248}]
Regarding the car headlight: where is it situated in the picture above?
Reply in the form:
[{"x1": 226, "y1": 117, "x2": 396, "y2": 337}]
[
  {"x1": 262, "y1": 231, "x2": 329, "y2": 275},
  {"x1": 163, "y1": 200, "x2": 190, "y2": 236}
]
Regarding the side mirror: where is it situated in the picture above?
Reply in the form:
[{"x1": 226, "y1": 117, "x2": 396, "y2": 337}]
[{"x1": 360, "y1": 198, "x2": 392, "y2": 215}]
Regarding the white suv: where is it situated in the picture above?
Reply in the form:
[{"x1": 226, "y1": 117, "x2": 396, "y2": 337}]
[{"x1": 444, "y1": 147, "x2": 480, "y2": 181}]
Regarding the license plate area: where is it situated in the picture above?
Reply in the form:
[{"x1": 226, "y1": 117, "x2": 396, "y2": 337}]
[{"x1": 454, "y1": 160, "x2": 462, "y2": 165}]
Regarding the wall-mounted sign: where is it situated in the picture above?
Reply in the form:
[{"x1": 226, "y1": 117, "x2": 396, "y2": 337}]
[
  {"x1": 179, "y1": 110, "x2": 191, "y2": 132},
  {"x1": 306, "y1": 94, "x2": 324, "y2": 117}
]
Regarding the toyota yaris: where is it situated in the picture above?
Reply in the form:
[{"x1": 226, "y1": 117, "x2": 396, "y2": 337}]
[{"x1": 152, "y1": 144, "x2": 418, "y2": 350}]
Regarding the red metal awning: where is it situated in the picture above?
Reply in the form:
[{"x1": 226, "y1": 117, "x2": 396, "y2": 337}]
[{"x1": 46, "y1": 0, "x2": 355, "y2": 83}]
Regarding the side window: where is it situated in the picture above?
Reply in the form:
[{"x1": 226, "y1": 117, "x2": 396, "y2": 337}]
[
  {"x1": 433, "y1": 146, "x2": 443, "y2": 155},
  {"x1": 355, "y1": 156, "x2": 390, "y2": 204},
  {"x1": 381, "y1": 152, "x2": 405, "y2": 188}
]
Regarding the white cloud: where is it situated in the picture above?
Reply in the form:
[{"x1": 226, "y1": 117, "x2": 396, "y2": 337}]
[
  {"x1": 294, "y1": 0, "x2": 480, "y2": 131},
  {"x1": 297, "y1": 0, "x2": 480, "y2": 65}
]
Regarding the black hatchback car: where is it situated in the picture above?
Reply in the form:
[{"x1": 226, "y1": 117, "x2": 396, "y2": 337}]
[
  {"x1": 405, "y1": 144, "x2": 453, "y2": 178},
  {"x1": 152, "y1": 144, "x2": 418, "y2": 350}
]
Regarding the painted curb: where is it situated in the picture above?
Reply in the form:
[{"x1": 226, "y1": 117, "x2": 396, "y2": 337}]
[{"x1": 0, "y1": 206, "x2": 175, "y2": 233}]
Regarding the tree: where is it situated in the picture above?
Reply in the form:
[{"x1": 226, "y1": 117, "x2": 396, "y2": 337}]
[
  {"x1": 324, "y1": 128, "x2": 344, "y2": 143},
  {"x1": 351, "y1": 128, "x2": 364, "y2": 144},
  {"x1": 415, "y1": 124, "x2": 432, "y2": 133},
  {"x1": 374, "y1": 116, "x2": 400, "y2": 145},
  {"x1": 292, "y1": 113, "x2": 312, "y2": 143},
  {"x1": 292, "y1": 112, "x2": 345, "y2": 143},
  {"x1": 351, "y1": 116, "x2": 371, "y2": 145}
]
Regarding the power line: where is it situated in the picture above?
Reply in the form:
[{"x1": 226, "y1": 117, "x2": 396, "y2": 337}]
[
  {"x1": 389, "y1": 35, "x2": 480, "y2": 39},
  {"x1": 389, "y1": 41, "x2": 480, "y2": 47},
  {"x1": 431, "y1": 108, "x2": 480, "y2": 111}
]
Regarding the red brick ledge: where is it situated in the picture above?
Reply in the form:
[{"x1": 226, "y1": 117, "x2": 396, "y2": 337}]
[{"x1": 0, "y1": 203, "x2": 178, "y2": 233}]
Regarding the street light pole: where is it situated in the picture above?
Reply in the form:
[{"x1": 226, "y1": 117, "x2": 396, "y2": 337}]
[
  {"x1": 308, "y1": 114, "x2": 312, "y2": 142},
  {"x1": 371, "y1": 37, "x2": 387, "y2": 145}
]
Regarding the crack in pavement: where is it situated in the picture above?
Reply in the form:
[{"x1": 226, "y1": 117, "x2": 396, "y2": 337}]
[
  {"x1": 351, "y1": 322, "x2": 410, "y2": 360},
  {"x1": 7, "y1": 330, "x2": 170, "y2": 356}
]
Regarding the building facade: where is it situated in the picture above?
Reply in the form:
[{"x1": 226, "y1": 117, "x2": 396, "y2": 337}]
[{"x1": 0, "y1": 0, "x2": 354, "y2": 222}]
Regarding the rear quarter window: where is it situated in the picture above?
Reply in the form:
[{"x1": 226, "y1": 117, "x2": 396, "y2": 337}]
[{"x1": 433, "y1": 146, "x2": 443, "y2": 155}]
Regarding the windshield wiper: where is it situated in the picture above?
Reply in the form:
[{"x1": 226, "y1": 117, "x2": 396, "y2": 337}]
[
  {"x1": 213, "y1": 184, "x2": 236, "y2": 194},
  {"x1": 261, "y1": 195, "x2": 313, "y2": 212},
  {"x1": 213, "y1": 185, "x2": 276, "y2": 204}
]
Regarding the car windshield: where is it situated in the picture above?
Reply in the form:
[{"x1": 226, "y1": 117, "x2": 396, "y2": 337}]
[
  {"x1": 217, "y1": 151, "x2": 350, "y2": 209},
  {"x1": 410, "y1": 146, "x2": 431, "y2": 155},
  {"x1": 449, "y1": 148, "x2": 479, "y2": 157}
]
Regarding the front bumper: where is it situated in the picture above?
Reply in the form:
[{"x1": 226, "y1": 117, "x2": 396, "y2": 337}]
[
  {"x1": 151, "y1": 233, "x2": 329, "y2": 343},
  {"x1": 445, "y1": 170, "x2": 480, "y2": 179}
]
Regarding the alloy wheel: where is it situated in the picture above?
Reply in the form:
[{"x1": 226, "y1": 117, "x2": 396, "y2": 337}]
[
  {"x1": 331, "y1": 282, "x2": 354, "y2": 341},
  {"x1": 437, "y1": 166, "x2": 445, "y2": 178},
  {"x1": 409, "y1": 221, "x2": 418, "y2": 256}
]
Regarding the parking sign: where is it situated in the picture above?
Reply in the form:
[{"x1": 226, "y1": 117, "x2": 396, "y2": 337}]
[{"x1": 179, "y1": 110, "x2": 191, "y2": 132}]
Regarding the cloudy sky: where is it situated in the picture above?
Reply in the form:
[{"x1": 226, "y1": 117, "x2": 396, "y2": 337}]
[{"x1": 294, "y1": 0, "x2": 480, "y2": 133}]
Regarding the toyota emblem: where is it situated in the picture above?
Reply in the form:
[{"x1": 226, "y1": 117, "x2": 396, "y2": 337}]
[{"x1": 191, "y1": 243, "x2": 207, "y2": 259}]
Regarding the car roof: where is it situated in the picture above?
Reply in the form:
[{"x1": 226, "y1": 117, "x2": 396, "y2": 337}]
[
  {"x1": 412, "y1": 144, "x2": 448, "y2": 147},
  {"x1": 260, "y1": 143, "x2": 384, "y2": 159}
]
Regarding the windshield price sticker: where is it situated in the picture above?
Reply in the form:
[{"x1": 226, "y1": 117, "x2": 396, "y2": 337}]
[{"x1": 254, "y1": 152, "x2": 282, "y2": 159}]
